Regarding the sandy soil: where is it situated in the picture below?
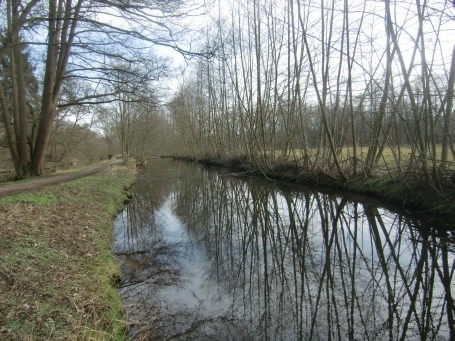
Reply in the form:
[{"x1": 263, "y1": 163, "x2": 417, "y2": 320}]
[{"x1": 0, "y1": 160, "x2": 122, "y2": 197}]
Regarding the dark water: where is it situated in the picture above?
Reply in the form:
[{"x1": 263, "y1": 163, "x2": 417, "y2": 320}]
[{"x1": 113, "y1": 158, "x2": 455, "y2": 341}]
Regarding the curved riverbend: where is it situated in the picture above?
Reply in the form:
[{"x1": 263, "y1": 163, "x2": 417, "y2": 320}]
[{"x1": 114, "y1": 158, "x2": 454, "y2": 340}]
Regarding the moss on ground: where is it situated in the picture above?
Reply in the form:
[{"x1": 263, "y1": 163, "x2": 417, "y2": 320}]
[{"x1": 0, "y1": 166, "x2": 135, "y2": 340}]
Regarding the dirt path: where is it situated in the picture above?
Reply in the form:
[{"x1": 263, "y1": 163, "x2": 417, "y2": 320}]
[{"x1": 0, "y1": 160, "x2": 123, "y2": 197}]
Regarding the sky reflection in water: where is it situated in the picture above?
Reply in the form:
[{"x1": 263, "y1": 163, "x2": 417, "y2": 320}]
[{"x1": 113, "y1": 159, "x2": 454, "y2": 341}]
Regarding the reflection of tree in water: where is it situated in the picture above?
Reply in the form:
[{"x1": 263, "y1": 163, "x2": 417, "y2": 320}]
[
  {"x1": 115, "y1": 159, "x2": 454, "y2": 340},
  {"x1": 172, "y1": 173, "x2": 454, "y2": 340},
  {"x1": 114, "y1": 159, "x2": 201, "y2": 254}
]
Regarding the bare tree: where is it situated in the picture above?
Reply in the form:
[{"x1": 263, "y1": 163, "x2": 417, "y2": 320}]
[
  {"x1": 0, "y1": 0, "x2": 206, "y2": 178},
  {"x1": 168, "y1": 0, "x2": 454, "y2": 192}
]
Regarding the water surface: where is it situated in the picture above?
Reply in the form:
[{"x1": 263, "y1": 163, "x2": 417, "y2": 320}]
[{"x1": 113, "y1": 159, "x2": 454, "y2": 340}]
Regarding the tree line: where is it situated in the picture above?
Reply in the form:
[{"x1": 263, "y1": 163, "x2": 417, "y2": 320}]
[
  {"x1": 0, "y1": 0, "x2": 200, "y2": 178},
  {"x1": 168, "y1": 0, "x2": 455, "y2": 190},
  {"x1": 2, "y1": 0, "x2": 454, "y2": 190}
]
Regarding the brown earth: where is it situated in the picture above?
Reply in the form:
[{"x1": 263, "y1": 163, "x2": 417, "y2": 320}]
[{"x1": 0, "y1": 160, "x2": 122, "y2": 197}]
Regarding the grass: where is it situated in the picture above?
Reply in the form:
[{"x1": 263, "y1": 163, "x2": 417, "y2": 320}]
[
  {"x1": 0, "y1": 192, "x2": 58, "y2": 205},
  {"x1": 0, "y1": 165, "x2": 135, "y2": 340},
  {"x1": 0, "y1": 159, "x2": 116, "y2": 185},
  {"x1": 277, "y1": 145, "x2": 455, "y2": 167},
  {"x1": 54, "y1": 159, "x2": 116, "y2": 175}
]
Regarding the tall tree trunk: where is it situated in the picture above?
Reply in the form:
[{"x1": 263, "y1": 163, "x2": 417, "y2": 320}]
[
  {"x1": 0, "y1": 0, "x2": 40, "y2": 179},
  {"x1": 3, "y1": 0, "x2": 28, "y2": 178},
  {"x1": 31, "y1": 0, "x2": 59, "y2": 176},
  {"x1": 0, "y1": 82, "x2": 22, "y2": 177},
  {"x1": 31, "y1": 0, "x2": 82, "y2": 175},
  {"x1": 14, "y1": 39, "x2": 30, "y2": 174}
]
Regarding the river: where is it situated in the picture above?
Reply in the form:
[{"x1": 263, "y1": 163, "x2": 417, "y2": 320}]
[{"x1": 113, "y1": 158, "x2": 454, "y2": 340}]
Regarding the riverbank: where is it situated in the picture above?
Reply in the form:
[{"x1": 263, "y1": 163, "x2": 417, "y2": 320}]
[
  {"x1": 0, "y1": 166, "x2": 135, "y2": 340},
  {"x1": 173, "y1": 155, "x2": 455, "y2": 220}
]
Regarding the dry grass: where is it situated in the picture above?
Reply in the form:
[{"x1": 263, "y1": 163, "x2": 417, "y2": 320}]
[
  {"x1": 280, "y1": 145, "x2": 454, "y2": 163},
  {"x1": 0, "y1": 167, "x2": 135, "y2": 340},
  {"x1": 273, "y1": 145, "x2": 455, "y2": 175}
]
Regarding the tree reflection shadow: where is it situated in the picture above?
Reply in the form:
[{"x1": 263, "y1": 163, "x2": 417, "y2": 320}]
[{"x1": 114, "y1": 159, "x2": 454, "y2": 340}]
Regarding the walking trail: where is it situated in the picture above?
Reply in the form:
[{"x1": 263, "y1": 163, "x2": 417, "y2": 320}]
[{"x1": 0, "y1": 160, "x2": 122, "y2": 197}]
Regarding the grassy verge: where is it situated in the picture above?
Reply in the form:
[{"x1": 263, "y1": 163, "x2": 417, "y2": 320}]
[{"x1": 0, "y1": 166, "x2": 135, "y2": 340}]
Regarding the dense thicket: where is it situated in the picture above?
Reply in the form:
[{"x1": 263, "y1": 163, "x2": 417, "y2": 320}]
[{"x1": 169, "y1": 0, "x2": 455, "y2": 194}]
